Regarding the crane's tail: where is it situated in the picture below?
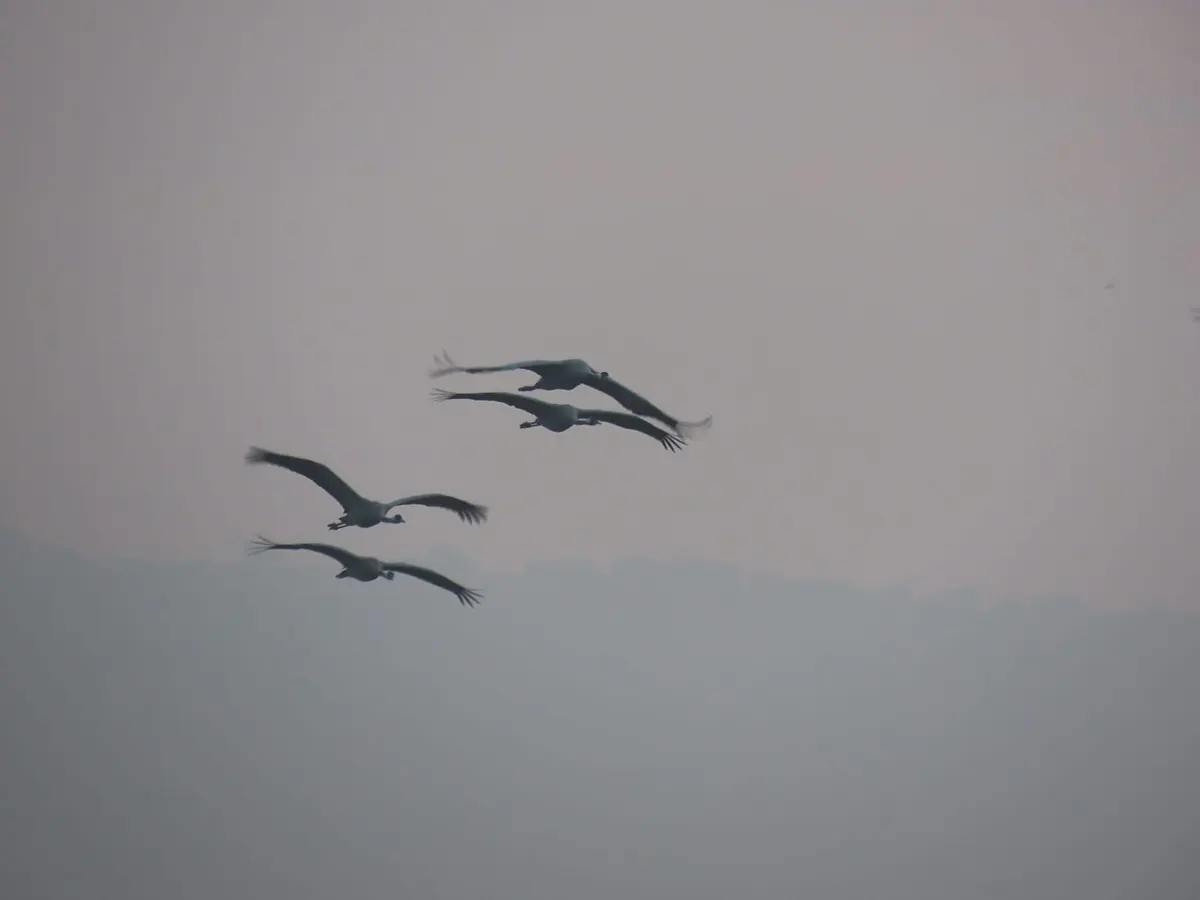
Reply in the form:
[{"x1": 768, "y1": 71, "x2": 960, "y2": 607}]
[
  {"x1": 429, "y1": 388, "x2": 458, "y2": 403},
  {"x1": 247, "y1": 534, "x2": 279, "y2": 556},
  {"x1": 244, "y1": 446, "x2": 270, "y2": 465},
  {"x1": 674, "y1": 414, "x2": 713, "y2": 440},
  {"x1": 428, "y1": 350, "x2": 463, "y2": 378}
]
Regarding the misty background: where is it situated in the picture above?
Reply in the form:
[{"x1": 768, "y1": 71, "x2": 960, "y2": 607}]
[
  {"x1": 3, "y1": 2, "x2": 1200, "y2": 898},
  {"x1": 2, "y1": 1, "x2": 1200, "y2": 605},
  {"x1": 2, "y1": 528, "x2": 1199, "y2": 898}
]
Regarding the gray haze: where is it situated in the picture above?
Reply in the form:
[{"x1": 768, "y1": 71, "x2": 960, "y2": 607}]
[
  {"x1": 2, "y1": 528, "x2": 1199, "y2": 899},
  {"x1": 3, "y1": 2, "x2": 1200, "y2": 607}
]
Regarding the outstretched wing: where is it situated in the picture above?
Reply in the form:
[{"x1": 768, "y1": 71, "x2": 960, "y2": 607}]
[
  {"x1": 580, "y1": 408, "x2": 688, "y2": 452},
  {"x1": 245, "y1": 447, "x2": 364, "y2": 512},
  {"x1": 581, "y1": 376, "x2": 712, "y2": 438},
  {"x1": 381, "y1": 561, "x2": 483, "y2": 607},
  {"x1": 429, "y1": 351, "x2": 566, "y2": 379},
  {"x1": 387, "y1": 493, "x2": 489, "y2": 524},
  {"x1": 246, "y1": 536, "x2": 364, "y2": 568},
  {"x1": 430, "y1": 388, "x2": 555, "y2": 418}
]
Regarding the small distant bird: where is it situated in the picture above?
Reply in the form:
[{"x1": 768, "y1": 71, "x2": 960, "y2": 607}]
[
  {"x1": 429, "y1": 351, "x2": 712, "y2": 438},
  {"x1": 430, "y1": 388, "x2": 687, "y2": 451},
  {"x1": 1105, "y1": 281, "x2": 1116, "y2": 290},
  {"x1": 245, "y1": 447, "x2": 488, "y2": 531},
  {"x1": 247, "y1": 536, "x2": 482, "y2": 606}
]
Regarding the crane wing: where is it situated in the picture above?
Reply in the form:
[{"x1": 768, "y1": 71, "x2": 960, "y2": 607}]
[
  {"x1": 387, "y1": 493, "x2": 489, "y2": 524},
  {"x1": 429, "y1": 351, "x2": 566, "y2": 379},
  {"x1": 430, "y1": 388, "x2": 555, "y2": 418},
  {"x1": 381, "y1": 561, "x2": 483, "y2": 606},
  {"x1": 245, "y1": 447, "x2": 364, "y2": 512},
  {"x1": 581, "y1": 376, "x2": 712, "y2": 438},
  {"x1": 247, "y1": 536, "x2": 364, "y2": 568},
  {"x1": 579, "y1": 408, "x2": 687, "y2": 452}
]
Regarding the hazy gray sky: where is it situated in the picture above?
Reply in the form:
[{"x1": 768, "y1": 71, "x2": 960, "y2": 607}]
[
  {"x1": 3, "y1": 1, "x2": 1199, "y2": 606},
  {"x1": 4, "y1": 539, "x2": 1199, "y2": 898}
]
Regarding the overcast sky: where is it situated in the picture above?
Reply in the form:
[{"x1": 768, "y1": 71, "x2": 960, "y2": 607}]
[
  {"x1": 5, "y1": 541, "x2": 1199, "y2": 899},
  {"x1": 2, "y1": 1, "x2": 1198, "y2": 607}
]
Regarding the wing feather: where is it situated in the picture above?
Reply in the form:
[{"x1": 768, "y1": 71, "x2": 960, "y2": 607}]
[
  {"x1": 429, "y1": 351, "x2": 566, "y2": 379},
  {"x1": 381, "y1": 561, "x2": 483, "y2": 606},
  {"x1": 579, "y1": 408, "x2": 688, "y2": 451},
  {"x1": 387, "y1": 493, "x2": 489, "y2": 524},
  {"x1": 245, "y1": 447, "x2": 364, "y2": 511},
  {"x1": 430, "y1": 388, "x2": 556, "y2": 418},
  {"x1": 247, "y1": 536, "x2": 364, "y2": 568},
  {"x1": 581, "y1": 376, "x2": 712, "y2": 438}
]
